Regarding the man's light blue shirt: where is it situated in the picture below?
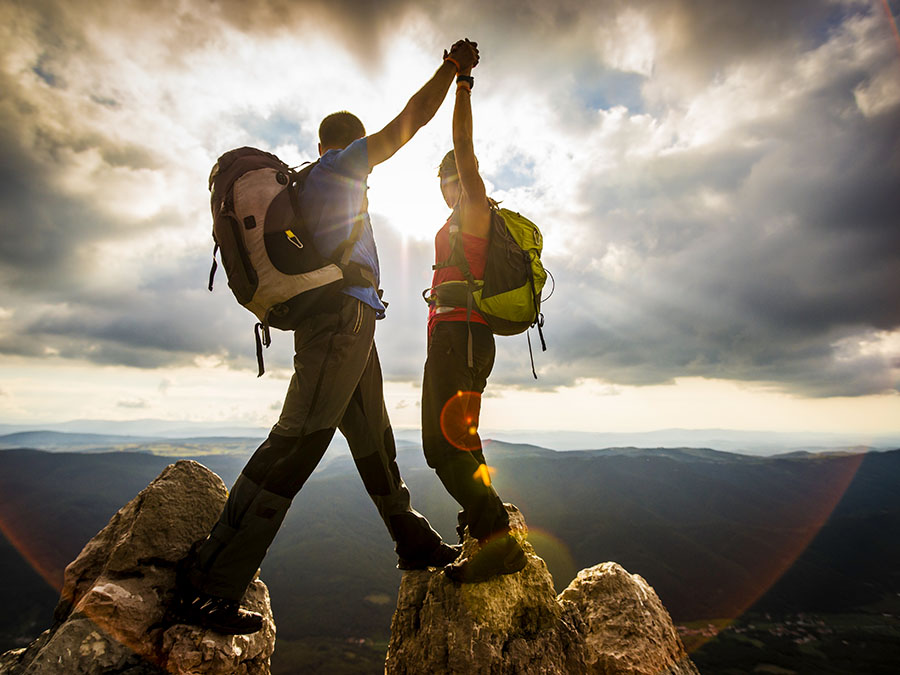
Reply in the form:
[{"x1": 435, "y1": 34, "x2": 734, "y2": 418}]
[{"x1": 299, "y1": 137, "x2": 386, "y2": 318}]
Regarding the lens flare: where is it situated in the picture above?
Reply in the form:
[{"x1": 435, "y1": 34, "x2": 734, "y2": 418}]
[
  {"x1": 473, "y1": 463, "x2": 495, "y2": 486},
  {"x1": 440, "y1": 390, "x2": 484, "y2": 451},
  {"x1": 880, "y1": 0, "x2": 900, "y2": 57},
  {"x1": 0, "y1": 510, "x2": 63, "y2": 593},
  {"x1": 526, "y1": 527, "x2": 577, "y2": 592},
  {"x1": 680, "y1": 450, "x2": 869, "y2": 652}
]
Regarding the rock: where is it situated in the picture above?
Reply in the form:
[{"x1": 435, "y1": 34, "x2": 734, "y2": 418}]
[
  {"x1": 559, "y1": 564, "x2": 699, "y2": 675},
  {"x1": 385, "y1": 504, "x2": 698, "y2": 675},
  {"x1": 0, "y1": 460, "x2": 275, "y2": 675}
]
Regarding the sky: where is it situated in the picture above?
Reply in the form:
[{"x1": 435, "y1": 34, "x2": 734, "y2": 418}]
[{"x1": 1, "y1": 0, "x2": 899, "y2": 438}]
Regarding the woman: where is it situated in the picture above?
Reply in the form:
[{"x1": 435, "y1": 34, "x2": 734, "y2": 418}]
[{"x1": 422, "y1": 60, "x2": 527, "y2": 583}]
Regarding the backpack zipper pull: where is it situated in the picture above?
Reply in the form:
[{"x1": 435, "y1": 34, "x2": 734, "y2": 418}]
[{"x1": 285, "y1": 229, "x2": 304, "y2": 249}]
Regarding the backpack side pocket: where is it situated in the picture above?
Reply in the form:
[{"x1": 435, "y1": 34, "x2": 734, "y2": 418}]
[{"x1": 213, "y1": 210, "x2": 258, "y2": 306}]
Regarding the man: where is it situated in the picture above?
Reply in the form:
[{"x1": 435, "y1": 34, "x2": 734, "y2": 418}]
[{"x1": 177, "y1": 39, "x2": 480, "y2": 635}]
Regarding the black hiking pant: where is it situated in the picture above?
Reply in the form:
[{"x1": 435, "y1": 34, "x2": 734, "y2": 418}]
[
  {"x1": 189, "y1": 295, "x2": 442, "y2": 601},
  {"x1": 422, "y1": 321, "x2": 510, "y2": 542}
]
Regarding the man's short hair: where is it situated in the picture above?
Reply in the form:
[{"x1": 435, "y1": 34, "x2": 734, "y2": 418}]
[{"x1": 319, "y1": 111, "x2": 366, "y2": 150}]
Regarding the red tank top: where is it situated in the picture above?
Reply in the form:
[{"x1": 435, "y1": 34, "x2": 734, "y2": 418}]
[{"x1": 427, "y1": 213, "x2": 490, "y2": 337}]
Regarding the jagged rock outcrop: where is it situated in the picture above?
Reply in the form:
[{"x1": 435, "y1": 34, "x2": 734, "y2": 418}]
[
  {"x1": 0, "y1": 460, "x2": 275, "y2": 675},
  {"x1": 386, "y1": 504, "x2": 698, "y2": 675}
]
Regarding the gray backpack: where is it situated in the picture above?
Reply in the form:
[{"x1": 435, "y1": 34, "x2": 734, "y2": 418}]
[{"x1": 207, "y1": 147, "x2": 374, "y2": 375}]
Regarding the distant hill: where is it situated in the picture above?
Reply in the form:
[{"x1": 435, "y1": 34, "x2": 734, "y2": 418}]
[
  {"x1": 0, "y1": 431, "x2": 164, "y2": 451},
  {"x1": 1, "y1": 443, "x2": 898, "y2": 663},
  {"x1": 3, "y1": 421, "x2": 899, "y2": 454},
  {"x1": 0, "y1": 430, "x2": 346, "y2": 457},
  {"x1": 0, "y1": 419, "x2": 269, "y2": 439},
  {"x1": 0, "y1": 432, "x2": 276, "y2": 457}
]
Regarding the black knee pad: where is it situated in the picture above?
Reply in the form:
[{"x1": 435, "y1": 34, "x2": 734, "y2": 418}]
[
  {"x1": 244, "y1": 428, "x2": 334, "y2": 498},
  {"x1": 243, "y1": 432, "x2": 300, "y2": 486}
]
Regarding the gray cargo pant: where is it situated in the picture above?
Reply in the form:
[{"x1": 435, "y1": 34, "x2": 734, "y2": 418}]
[{"x1": 189, "y1": 294, "x2": 442, "y2": 601}]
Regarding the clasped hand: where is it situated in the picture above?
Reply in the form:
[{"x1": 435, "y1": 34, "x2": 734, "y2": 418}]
[{"x1": 445, "y1": 38, "x2": 479, "y2": 72}]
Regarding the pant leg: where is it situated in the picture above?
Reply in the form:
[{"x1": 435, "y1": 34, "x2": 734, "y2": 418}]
[
  {"x1": 339, "y1": 342, "x2": 443, "y2": 559},
  {"x1": 275, "y1": 295, "x2": 377, "y2": 437},
  {"x1": 188, "y1": 429, "x2": 333, "y2": 600},
  {"x1": 422, "y1": 322, "x2": 509, "y2": 542},
  {"x1": 189, "y1": 296, "x2": 377, "y2": 600}
]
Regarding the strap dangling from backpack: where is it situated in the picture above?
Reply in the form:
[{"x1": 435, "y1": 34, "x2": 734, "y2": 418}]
[
  {"x1": 526, "y1": 314, "x2": 546, "y2": 380},
  {"x1": 527, "y1": 330, "x2": 537, "y2": 379},
  {"x1": 526, "y1": 263, "x2": 547, "y2": 355},
  {"x1": 254, "y1": 314, "x2": 272, "y2": 377},
  {"x1": 536, "y1": 312, "x2": 547, "y2": 352},
  {"x1": 208, "y1": 243, "x2": 219, "y2": 291}
]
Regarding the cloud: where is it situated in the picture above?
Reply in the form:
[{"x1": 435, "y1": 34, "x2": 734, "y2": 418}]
[
  {"x1": 0, "y1": 0, "x2": 898, "y2": 400},
  {"x1": 117, "y1": 398, "x2": 147, "y2": 409},
  {"x1": 523, "y1": 3, "x2": 900, "y2": 396}
]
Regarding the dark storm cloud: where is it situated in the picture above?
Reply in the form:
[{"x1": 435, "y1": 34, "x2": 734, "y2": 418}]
[
  {"x1": 639, "y1": 0, "x2": 847, "y2": 72},
  {"x1": 0, "y1": 251, "x2": 261, "y2": 371},
  {"x1": 0, "y1": 129, "x2": 119, "y2": 287},
  {"x1": 84, "y1": 0, "x2": 844, "y2": 81},
  {"x1": 554, "y1": 41, "x2": 900, "y2": 398}
]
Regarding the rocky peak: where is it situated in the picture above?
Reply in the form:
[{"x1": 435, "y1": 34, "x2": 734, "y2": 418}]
[
  {"x1": 0, "y1": 460, "x2": 275, "y2": 675},
  {"x1": 386, "y1": 504, "x2": 698, "y2": 675}
]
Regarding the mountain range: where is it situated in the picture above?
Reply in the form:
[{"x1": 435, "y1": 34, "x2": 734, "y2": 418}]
[
  {"x1": 3, "y1": 420, "x2": 898, "y2": 454},
  {"x1": 1, "y1": 432, "x2": 898, "y2": 673}
]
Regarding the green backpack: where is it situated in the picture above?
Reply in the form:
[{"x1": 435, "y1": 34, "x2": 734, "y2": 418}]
[{"x1": 426, "y1": 206, "x2": 549, "y2": 377}]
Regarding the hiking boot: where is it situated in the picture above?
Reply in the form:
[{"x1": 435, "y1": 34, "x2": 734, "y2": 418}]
[
  {"x1": 170, "y1": 545, "x2": 263, "y2": 635},
  {"x1": 444, "y1": 534, "x2": 527, "y2": 583},
  {"x1": 397, "y1": 542, "x2": 462, "y2": 570},
  {"x1": 175, "y1": 589, "x2": 264, "y2": 635}
]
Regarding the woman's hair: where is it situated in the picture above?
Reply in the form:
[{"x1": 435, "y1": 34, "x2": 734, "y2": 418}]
[
  {"x1": 319, "y1": 111, "x2": 366, "y2": 149},
  {"x1": 438, "y1": 150, "x2": 458, "y2": 179}
]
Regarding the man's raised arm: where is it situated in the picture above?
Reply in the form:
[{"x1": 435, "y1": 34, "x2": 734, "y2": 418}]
[{"x1": 366, "y1": 39, "x2": 479, "y2": 169}]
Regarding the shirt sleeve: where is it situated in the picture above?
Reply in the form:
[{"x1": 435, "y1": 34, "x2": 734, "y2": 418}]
[{"x1": 325, "y1": 137, "x2": 370, "y2": 180}]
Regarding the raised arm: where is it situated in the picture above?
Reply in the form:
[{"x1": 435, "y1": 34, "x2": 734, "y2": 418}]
[
  {"x1": 453, "y1": 59, "x2": 491, "y2": 238},
  {"x1": 367, "y1": 40, "x2": 479, "y2": 169}
]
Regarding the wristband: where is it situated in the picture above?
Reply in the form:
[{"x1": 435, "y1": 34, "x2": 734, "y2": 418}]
[
  {"x1": 457, "y1": 82, "x2": 471, "y2": 93},
  {"x1": 456, "y1": 75, "x2": 474, "y2": 89},
  {"x1": 444, "y1": 55, "x2": 461, "y2": 72}
]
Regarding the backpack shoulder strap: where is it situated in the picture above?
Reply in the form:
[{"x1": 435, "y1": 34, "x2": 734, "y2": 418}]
[
  {"x1": 432, "y1": 210, "x2": 471, "y2": 275},
  {"x1": 328, "y1": 209, "x2": 375, "y2": 287},
  {"x1": 286, "y1": 161, "x2": 317, "y2": 230},
  {"x1": 431, "y1": 208, "x2": 479, "y2": 367}
]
